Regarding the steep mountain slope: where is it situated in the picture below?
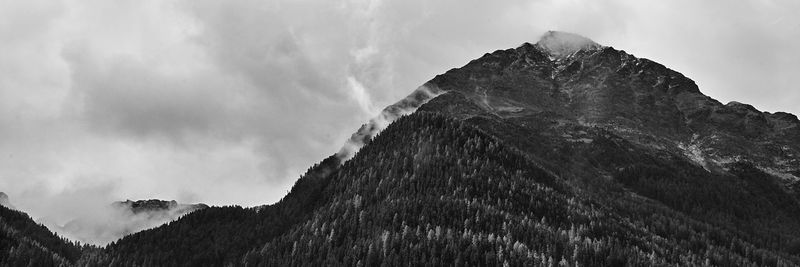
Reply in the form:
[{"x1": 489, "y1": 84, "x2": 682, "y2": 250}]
[
  {"x1": 422, "y1": 31, "x2": 798, "y2": 178},
  {"x1": 240, "y1": 113, "x2": 799, "y2": 266}
]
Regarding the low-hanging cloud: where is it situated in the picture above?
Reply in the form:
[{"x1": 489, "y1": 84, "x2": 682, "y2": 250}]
[
  {"x1": 0, "y1": 0, "x2": 799, "y2": 244},
  {"x1": 338, "y1": 83, "x2": 444, "y2": 161},
  {"x1": 56, "y1": 199, "x2": 206, "y2": 246}
]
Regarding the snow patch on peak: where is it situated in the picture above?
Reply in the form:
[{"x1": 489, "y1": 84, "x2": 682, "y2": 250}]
[{"x1": 536, "y1": 31, "x2": 601, "y2": 58}]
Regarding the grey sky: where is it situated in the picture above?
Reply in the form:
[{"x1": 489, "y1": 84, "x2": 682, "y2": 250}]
[{"x1": 1, "y1": 0, "x2": 798, "y2": 241}]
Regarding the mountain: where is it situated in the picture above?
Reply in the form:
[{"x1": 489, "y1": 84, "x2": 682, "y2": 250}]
[
  {"x1": 4, "y1": 31, "x2": 800, "y2": 266},
  {"x1": 416, "y1": 30, "x2": 800, "y2": 244}
]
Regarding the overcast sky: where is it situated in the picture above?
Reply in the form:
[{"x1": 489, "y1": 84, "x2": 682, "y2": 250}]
[{"x1": 1, "y1": 0, "x2": 799, "y2": 232}]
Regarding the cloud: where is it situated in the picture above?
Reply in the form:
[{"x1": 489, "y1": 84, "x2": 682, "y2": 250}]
[
  {"x1": 337, "y1": 83, "x2": 443, "y2": 161},
  {"x1": 9, "y1": 179, "x2": 206, "y2": 245},
  {"x1": 347, "y1": 76, "x2": 378, "y2": 115},
  {"x1": 64, "y1": 44, "x2": 234, "y2": 142},
  {"x1": 537, "y1": 31, "x2": 600, "y2": 57},
  {"x1": 0, "y1": 0, "x2": 799, "y2": 244}
]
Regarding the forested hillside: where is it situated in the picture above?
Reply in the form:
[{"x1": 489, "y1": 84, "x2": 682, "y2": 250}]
[
  {"x1": 239, "y1": 113, "x2": 800, "y2": 266},
  {"x1": 0, "y1": 204, "x2": 81, "y2": 266},
  {"x1": 70, "y1": 113, "x2": 800, "y2": 266}
]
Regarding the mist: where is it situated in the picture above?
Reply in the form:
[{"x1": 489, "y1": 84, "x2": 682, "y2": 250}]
[
  {"x1": 4, "y1": 186, "x2": 205, "y2": 246},
  {"x1": 53, "y1": 200, "x2": 206, "y2": 246},
  {"x1": 338, "y1": 84, "x2": 444, "y2": 160}
]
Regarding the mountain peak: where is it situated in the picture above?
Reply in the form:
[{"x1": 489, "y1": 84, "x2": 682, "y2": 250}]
[{"x1": 535, "y1": 31, "x2": 601, "y2": 58}]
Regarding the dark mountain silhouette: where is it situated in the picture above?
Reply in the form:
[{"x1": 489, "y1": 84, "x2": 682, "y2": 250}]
[{"x1": 3, "y1": 31, "x2": 799, "y2": 266}]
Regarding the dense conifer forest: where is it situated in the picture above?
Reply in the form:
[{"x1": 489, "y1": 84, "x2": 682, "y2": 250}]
[
  {"x1": 5, "y1": 112, "x2": 800, "y2": 266},
  {"x1": 0, "y1": 204, "x2": 81, "y2": 266}
]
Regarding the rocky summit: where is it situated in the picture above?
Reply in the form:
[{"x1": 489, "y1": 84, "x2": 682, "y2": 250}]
[
  {"x1": 536, "y1": 31, "x2": 602, "y2": 58},
  {"x1": 113, "y1": 199, "x2": 209, "y2": 214},
  {"x1": 423, "y1": 31, "x2": 799, "y2": 180}
]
